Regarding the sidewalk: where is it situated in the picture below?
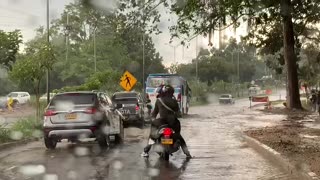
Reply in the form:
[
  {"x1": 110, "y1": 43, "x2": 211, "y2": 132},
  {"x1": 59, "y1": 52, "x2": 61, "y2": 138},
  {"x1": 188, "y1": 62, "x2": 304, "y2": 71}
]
[{"x1": 245, "y1": 106, "x2": 320, "y2": 179}]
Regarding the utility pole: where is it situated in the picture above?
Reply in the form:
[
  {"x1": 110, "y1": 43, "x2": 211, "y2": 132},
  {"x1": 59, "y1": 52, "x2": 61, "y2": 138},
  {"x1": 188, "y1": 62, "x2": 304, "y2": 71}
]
[
  {"x1": 46, "y1": 0, "x2": 50, "y2": 104},
  {"x1": 237, "y1": 50, "x2": 240, "y2": 97},
  {"x1": 93, "y1": 29, "x2": 97, "y2": 72},
  {"x1": 142, "y1": 0, "x2": 146, "y2": 97},
  {"x1": 65, "y1": 13, "x2": 69, "y2": 62},
  {"x1": 195, "y1": 36, "x2": 198, "y2": 81},
  {"x1": 237, "y1": 50, "x2": 240, "y2": 82},
  {"x1": 196, "y1": 36, "x2": 199, "y2": 101},
  {"x1": 231, "y1": 52, "x2": 234, "y2": 84},
  {"x1": 173, "y1": 46, "x2": 176, "y2": 63},
  {"x1": 142, "y1": 32, "x2": 145, "y2": 95},
  {"x1": 182, "y1": 45, "x2": 184, "y2": 62}
]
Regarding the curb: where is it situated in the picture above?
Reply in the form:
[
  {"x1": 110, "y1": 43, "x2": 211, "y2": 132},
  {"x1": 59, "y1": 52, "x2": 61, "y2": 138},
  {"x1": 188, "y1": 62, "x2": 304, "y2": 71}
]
[
  {"x1": 0, "y1": 138, "x2": 40, "y2": 151},
  {"x1": 243, "y1": 135, "x2": 319, "y2": 180}
]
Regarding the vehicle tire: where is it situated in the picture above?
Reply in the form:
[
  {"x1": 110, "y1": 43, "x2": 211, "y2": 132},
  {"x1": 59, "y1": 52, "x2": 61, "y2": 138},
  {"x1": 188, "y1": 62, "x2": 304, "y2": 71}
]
[
  {"x1": 164, "y1": 152, "x2": 170, "y2": 161},
  {"x1": 44, "y1": 136, "x2": 57, "y2": 149},
  {"x1": 139, "y1": 119, "x2": 145, "y2": 129},
  {"x1": 115, "y1": 118, "x2": 124, "y2": 144},
  {"x1": 97, "y1": 132, "x2": 110, "y2": 148}
]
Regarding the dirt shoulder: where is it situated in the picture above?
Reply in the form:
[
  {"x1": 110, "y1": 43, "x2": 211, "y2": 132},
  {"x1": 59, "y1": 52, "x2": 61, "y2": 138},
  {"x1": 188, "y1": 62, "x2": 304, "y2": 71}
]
[
  {"x1": 0, "y1": 105, "x2": 35, "y2": 118},
  {"x1": 246, "y1": 107, "x2": 320, "y2": 176}
]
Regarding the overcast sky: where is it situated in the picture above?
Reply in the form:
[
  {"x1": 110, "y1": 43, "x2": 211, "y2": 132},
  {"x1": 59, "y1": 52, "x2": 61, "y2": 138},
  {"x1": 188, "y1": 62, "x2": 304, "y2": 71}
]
[{"x1": 0, "y1": 0, "x2": 248, "y2": 67}]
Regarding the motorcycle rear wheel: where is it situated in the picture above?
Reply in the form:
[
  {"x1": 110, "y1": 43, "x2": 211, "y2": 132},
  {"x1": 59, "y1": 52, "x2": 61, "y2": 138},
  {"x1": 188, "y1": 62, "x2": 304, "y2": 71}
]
[{"x1": 164, "y1": 152, "x2": 169, "y2": 161}]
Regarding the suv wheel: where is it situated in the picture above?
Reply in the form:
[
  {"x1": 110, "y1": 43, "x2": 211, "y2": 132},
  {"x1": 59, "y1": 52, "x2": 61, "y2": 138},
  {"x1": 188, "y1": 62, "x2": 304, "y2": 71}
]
[
  {"x1": 115, "y1": 118, "x2": 124, "y2": 144},
  {"x1": 44, "y1": 136, "x2": 57, "y2": 149}
]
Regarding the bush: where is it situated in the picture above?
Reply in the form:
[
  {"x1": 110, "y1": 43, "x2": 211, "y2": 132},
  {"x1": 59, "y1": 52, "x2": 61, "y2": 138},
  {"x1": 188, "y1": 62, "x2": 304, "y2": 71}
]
[
  {"x1": 11, "y1": 117, "x2": 42, "y2": 138},
  {"x1": 0, "y1": 117, "x2": 42, "y2": 144},
  {"x1": 0, "y1": 127, "x2": 11, "y2": 143},
  {"x1": 189, "y1": 80, "x2": 209, "y2": 104}
]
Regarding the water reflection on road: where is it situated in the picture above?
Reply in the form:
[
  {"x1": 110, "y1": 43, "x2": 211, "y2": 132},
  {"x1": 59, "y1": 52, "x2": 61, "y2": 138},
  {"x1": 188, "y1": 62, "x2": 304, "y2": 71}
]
[{"x1": 0, "y1": 99, "x2": 295, "y2": 180}]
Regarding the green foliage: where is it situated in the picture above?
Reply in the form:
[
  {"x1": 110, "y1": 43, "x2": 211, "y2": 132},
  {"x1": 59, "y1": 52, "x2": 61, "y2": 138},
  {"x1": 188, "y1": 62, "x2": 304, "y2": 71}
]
[
  {"x1": 0, "y1": 30, "x2": 22, "y2": 70},
  {"x1": 0, "y1": 127, "x2": 11, "y2": 143},
  {"x1": 176, "y1": 39, "x2": 259, "y2": 84},
  {"x1": 45, "y1": 1, "x2": 167, "y2": 91},
  {"x1": 54, "y1": 70, "x2": 122, "y2": 93},
  {"x1": 299, "y1": 43, "x2": 320, "y2": 87},
  {"x1": 11, "y1": 117, "x2": 42, "y2": 138},
  {"x1": 168, "y1": 0, "x2": 316, "y2": 108},
  {"x1": 188, "y1": 80, "x2": 208, "y2": 104},
  {"x1": 0, "y1": 117, "x2": 42, "y2": 144}
]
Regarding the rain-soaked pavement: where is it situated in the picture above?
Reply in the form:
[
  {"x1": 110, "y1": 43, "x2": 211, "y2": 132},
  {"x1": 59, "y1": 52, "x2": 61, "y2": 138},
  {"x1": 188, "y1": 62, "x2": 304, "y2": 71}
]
[{"x1": 0, "y1": 96, "x2": 296, "y2": 180}]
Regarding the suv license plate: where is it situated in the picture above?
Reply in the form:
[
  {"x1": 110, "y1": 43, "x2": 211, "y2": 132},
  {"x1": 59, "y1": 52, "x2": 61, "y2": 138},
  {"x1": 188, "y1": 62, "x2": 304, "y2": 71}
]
[
  {"x1": 65, "y1": 113, "x2": 77, "y2": 120},
  {"x1": 161, "y1": 138, "x2": 173, "y2": 145}
]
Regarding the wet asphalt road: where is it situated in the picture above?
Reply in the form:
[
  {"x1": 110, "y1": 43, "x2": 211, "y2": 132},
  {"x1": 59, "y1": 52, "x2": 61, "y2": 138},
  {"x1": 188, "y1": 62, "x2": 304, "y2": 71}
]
[{"x1": 0, "y1": 97, "x2": 295, "y2": 180}]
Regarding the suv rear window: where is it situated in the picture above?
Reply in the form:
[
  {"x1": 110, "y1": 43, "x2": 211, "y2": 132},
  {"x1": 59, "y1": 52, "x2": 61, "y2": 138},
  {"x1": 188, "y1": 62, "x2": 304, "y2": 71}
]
[
  {"x1": 112, "y1": 93, "x2": 138, "y2": 104},
  {"x1": 51, "y1": 93, "x2": 97, "y2": 105}
]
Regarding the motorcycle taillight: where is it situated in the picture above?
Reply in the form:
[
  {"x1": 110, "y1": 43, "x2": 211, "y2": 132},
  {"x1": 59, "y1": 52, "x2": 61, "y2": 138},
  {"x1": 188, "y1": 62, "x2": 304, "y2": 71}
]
[{"x1": 163, "y1": 128, "x2": 173, "y2": 136}]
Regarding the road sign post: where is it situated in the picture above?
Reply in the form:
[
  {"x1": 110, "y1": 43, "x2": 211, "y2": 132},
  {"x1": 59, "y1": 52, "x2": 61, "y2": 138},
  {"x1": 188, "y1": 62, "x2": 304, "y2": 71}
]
[{"x1": 120, "y1": 71, "x2": 137, "y2": 92}]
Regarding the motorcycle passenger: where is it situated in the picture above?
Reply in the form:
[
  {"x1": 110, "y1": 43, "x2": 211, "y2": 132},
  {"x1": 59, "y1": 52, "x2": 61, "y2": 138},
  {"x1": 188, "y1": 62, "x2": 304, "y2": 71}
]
[{"x1": 141, "y1": 84, "x2": 191, "y2": 158}]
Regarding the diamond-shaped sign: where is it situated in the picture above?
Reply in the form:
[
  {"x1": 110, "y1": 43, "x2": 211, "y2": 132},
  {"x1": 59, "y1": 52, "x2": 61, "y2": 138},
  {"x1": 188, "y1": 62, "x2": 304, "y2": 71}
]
[{"x1": 120, "y1": 71, "x2": 137, "y2": 91}]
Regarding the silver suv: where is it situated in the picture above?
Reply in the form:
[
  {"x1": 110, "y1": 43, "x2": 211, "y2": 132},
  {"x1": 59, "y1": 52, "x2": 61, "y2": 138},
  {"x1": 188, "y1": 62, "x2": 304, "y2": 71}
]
[{"x1": 43, "y1": 91, "x2": 124, "y2": 149}]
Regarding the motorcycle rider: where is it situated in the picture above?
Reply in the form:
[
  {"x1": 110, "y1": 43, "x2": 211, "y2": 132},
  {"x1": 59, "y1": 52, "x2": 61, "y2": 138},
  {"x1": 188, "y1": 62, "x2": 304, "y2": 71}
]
[{"x1": 141, "y1": 84, "x2": 191, "y2": 158}]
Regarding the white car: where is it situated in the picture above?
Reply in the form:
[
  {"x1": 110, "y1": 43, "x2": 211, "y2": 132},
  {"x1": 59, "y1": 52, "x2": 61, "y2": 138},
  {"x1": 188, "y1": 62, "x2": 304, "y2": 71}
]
[
  {"x1": 39, "y1": 93, "x2": 56, "y2": 102},
  {"x1": 7, "y1": 92, "x2": 31, "y2": 104},
  {"x1": 219, "y1": 94, "x2": 235, "y2": 104}
]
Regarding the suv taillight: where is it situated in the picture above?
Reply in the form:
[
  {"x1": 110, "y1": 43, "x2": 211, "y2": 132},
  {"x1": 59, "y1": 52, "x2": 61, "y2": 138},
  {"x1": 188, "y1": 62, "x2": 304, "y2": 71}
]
[
  {"x1": 85, "y1": 108, "x2": 97, "y2": 114},
  {"x1": 177, "y1": 93, "x2": 181, "y2": 102},
  {"x1": 44, "y1": 109, "x2": 57, "y2": 116}
]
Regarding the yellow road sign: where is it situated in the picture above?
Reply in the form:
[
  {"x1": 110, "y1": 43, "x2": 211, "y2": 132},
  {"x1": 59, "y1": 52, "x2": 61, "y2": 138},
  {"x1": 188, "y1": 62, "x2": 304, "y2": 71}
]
[{"x1": 120, "y1": 71, "x2": 137, "y2": 91}]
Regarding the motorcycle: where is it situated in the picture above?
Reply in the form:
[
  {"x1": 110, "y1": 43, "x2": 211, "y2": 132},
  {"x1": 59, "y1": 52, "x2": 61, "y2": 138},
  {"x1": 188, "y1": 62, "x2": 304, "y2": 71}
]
[{"x1": 148, "y1": 124, "x2": 181, "y2": 161}]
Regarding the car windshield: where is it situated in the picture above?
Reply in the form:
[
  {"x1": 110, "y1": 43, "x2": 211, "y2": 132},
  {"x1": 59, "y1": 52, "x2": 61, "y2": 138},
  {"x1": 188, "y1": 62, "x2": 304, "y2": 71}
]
[
  {"x1": 1, "y1": 0, "x2": 311, "y2": 179},
  {"x1": 147, "y1": 76, "x2": 182, "y2": 88},
  {"x1": 7, "y1": 93, "x2": 18, "y2": 97}
]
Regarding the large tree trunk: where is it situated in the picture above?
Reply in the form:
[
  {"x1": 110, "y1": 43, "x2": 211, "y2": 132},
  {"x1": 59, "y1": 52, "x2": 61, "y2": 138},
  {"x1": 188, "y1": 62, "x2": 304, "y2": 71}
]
[{"x1": 280, "y1": 0, "x2": 302, "y2": 109}]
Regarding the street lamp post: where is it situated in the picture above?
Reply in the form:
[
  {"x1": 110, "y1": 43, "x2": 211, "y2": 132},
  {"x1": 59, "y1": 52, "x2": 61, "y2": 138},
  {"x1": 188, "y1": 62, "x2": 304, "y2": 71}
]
[
  {"x1": 46, "y1": 0, "x2": 50, "y2": 104},
  {"x1": 93, "y1": 29, "x2": 97, "y2": 72},
  {"x1": 164, "y1": 43, "x2": 180, "y2": 63}
]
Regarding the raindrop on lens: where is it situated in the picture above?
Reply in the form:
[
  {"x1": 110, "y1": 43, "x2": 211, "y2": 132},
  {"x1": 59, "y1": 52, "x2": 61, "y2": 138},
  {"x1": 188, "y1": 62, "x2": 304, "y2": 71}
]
[
  {"x1": 113, "y1": 160, "x2": 123, "y2": 170},
  {"x1": 74, "y1": 147, "x2": 89, "y2": 156},
  {"x1": 92, "y1": 145, "x2": 101, "y2": 154},
  {"x1": 67, "y1": 170, "x2": 77, "y2": 179},
  {"x1": 18, "y1": 165, "x2": 46, "y2": 176},
  {"x1": 43, "y1": 174, "x2": 58, "y2": 180},
  {"x1": 148, "y1": 168, "x2": 160, "y2": 177},
  {"x1": 10, "y1": 131, "x2": 23, "y2": 140},
  {"x1": 32, "y1": 130, "x2": 43, "y2": 138}
]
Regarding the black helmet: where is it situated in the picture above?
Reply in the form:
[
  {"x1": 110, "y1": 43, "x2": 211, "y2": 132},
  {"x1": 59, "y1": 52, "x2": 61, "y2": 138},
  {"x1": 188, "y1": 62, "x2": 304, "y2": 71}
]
[{"x1": 156, "y1": 84, "x2": 174, "y2": 98}]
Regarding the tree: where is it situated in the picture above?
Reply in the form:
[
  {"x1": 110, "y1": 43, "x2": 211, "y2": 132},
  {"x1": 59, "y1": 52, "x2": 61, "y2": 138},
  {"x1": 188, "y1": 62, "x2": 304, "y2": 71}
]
[
  {"x1": 168, "y1": 0, "x2": 320, "y2": 109},
  {"x1": 10, "y1": 42, "x2": 55, "y2": 120},
  {"x1": 48, "y1": 1, "x2": 167, "y2": 89},
  {"x1": 0, "y1": 30, "x2": 22, "y2": 70}
]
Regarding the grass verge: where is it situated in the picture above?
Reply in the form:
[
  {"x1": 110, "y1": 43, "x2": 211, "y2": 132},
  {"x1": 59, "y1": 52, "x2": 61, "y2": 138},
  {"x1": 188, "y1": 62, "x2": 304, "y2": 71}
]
[{"x1": 0, "y1": 116, "x2": 42, "y2": 144}]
